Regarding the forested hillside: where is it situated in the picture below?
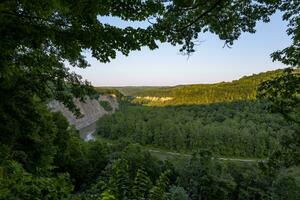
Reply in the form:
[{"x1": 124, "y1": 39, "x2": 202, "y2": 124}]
[
  {"x1": 96, "y1": 68, "x2": 300, "y2": 159},
  {"x1": 104, "y1": 69, "x2": 297, "y2": 106}
]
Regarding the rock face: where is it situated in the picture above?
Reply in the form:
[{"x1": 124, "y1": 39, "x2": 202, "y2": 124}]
[
  {"x1": 48, "y1": 95, "x2": 118, "y2": 130},
  {"x1": 135, "y1": 96, "x2": 173, "y2": 102}
]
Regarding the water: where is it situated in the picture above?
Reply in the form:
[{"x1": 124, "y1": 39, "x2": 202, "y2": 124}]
[
  {"x1": 79, "y1": 122, "x2": 97, "y2": 141},
  {"x1": 84, "y1": 131, "x2": 95, "y2": 141}
]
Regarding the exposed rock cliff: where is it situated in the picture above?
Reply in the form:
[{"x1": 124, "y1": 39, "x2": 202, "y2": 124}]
[{"x1": 48, "y1": 94, "x2": 118, "y2": 130}]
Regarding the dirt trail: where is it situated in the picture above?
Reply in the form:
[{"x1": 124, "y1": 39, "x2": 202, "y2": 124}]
[{"x1": 148, "y1": 149, "x2": 264, "y2": 162}]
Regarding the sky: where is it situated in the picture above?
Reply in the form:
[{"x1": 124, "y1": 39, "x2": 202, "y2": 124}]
[{"x1": 72, "y1": 12, "x2": 292, "y2": 86}]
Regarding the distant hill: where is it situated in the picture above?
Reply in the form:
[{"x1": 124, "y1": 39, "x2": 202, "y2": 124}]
[
  {"x1": 97, "y1": 69, "x2": 297, "y2": 106},
  {"x1": 94, "y1": 87, "x2": 123, "y2": 98},
  {"x1": 95, "y1": 86, "x2": 167, "y2": 97}
]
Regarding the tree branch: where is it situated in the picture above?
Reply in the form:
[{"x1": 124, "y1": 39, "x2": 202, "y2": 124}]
[{"x1": 177, "y1": 0, "x2": 224, "y2": 32}]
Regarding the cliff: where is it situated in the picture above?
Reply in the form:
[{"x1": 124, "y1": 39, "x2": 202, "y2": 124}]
[{"x1": 48, "y1": 94, "x2": 118, "y2": 130}]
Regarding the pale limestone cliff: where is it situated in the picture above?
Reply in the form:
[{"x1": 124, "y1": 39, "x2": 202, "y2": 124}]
[
  {"x1": 135, "y1": 96, "x2": 173, "y2": 102},
  {"x1": 48, "y1": 95, "x2": 118, "y2": 130}
]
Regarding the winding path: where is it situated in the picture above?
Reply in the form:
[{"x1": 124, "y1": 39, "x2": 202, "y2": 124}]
[
  {"x1": 80, "y1": 130, "x2": 264, "y2": 163},
  {"x1": 148, "y1": 149, "x2": 264, "y2": 162}
]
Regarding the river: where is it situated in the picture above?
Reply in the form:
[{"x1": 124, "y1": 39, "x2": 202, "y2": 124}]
[{"x1": 79, "y1": 122, "x2": 97, "y2": 141}]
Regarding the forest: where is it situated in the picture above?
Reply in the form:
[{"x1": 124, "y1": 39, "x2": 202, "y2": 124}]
[
  {"x1": 117, "y1": 70, "x2": 283, "y2": 96},
  {"x1": 97, "y1": 101, "x2": 295, "y2": 158},
  {"x1": 126, "y1": 69, "x2": 298, "y2": 106},
  {"x1": 96, "y1": 69, "x2": 299, "y2": 160},
  {"x1": 2, "y1": 111, "x2": 299, "y2": 200},
  {"x1": 1, "y1": 0, "x2": 300, "y2": 200},
  {"x1": 93, "y1": 68, "x2": 300, "y2": 199}
]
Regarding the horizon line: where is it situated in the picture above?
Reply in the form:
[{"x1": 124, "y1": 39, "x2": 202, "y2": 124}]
[{"x1": 93, "y1": 67, "x2": 285, "y2": 88}]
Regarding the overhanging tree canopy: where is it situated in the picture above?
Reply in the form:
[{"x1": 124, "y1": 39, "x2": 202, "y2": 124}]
[
  {"x1": 0, "y1": 0, "x2": 299, "y2": 140},
  {"x1": 157, "y1": 0, "x2": 299, "y2": 66},
  {"x1": 0, "y1": 1, "x2": 298, "y2": 104}
]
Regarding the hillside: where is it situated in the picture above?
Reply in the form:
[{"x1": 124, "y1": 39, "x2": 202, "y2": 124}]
[
  {"x1": 95, "y1": 68, "x2": 299, "y2": 159},
  {"x1": 100, "y1": 69, "x2": 292, "y2": 106}
]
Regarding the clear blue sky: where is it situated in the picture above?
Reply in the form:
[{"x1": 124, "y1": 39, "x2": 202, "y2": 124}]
[{"x1": 72, "y1": 12, "x2": 291, "y2": 86}]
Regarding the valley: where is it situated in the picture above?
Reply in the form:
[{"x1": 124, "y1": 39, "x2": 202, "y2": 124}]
[
  {"x1": 2, "y1": 2, "x2": 299, "y2": 199},
  {"x1": 93, "y1": 69, "x2": 297, "y2": 159},
  {"x1": 5, "y1": 68, "x2": 297, "y2": 199},
  {"x1": 53, "y1": 69, "x2": 297, "y2": 161}
]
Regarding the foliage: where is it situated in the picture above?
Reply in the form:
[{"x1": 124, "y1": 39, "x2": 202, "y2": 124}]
[
  {"x1": 257, "y1": 68, "x2": 300, "y2": 123},
  {"x1": 1, "y1": 1, "x2": 299, "y2": 199},
  {"x1": 168, "y1": 185, "x2": 189, "y2": 200},
  {"x1": 258, "y1": 68, "x2": 300, "y2": 167},
  {"x1": 97, "y1": 100, "x2": 295, "y2": 158},
  {"x1": 0, "y1": 0, "x2": 165, "y2": 185},
  {"x1": 100, "y1": 190, "x2": 116, "y2": 200},
  {"x1": 149, "y1": 170, "x2": 170, "y2": 200},
  {"x1": 108, "y1": 159, "x2": 130, "y2": 199},
  {"x1": 132, "y1": 168, "x2": 152, "y2": 199},
  {"x1": 119, "y1": 69, "x2": 288, "y2": 106},
  {"x1": 100, "y1": 100, "x2": 113, "y2": 112},
  {"x1": 0, "y1": 1, "x2": 298, "y2": 117},
  {"x1": 271, "y1": 167, "x2": 300, "y2": 200},
  {"x1": 175, "y1": 150, "x2": 236, "y2": 200},
  {"x1": 0, "y1": 161, "x2": 73, "y2": 200},
  {"x1": 270, "y1": 2, "x2": 300, "y2": 66},
  {"x1": 94, "y1": 88, "x2": 124, "y2": 99},
  {"x1": 156, "y1": 1, "x2": 299, "y2": 65},
  {"x1": 0, "y1": 98, "x2": 58, "y2": 171}
]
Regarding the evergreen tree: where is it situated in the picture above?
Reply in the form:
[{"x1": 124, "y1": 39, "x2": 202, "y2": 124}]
[
  {"x1": 149, "y1": 170, "x2": 170, "y2": 200},
  {"x1": 0, "y1": 161, "x2": 73, "y2": 200},
  {"x1": 132, "y1": 168, "x2": 152, "y2": 200},
  {"x1": 100, "y1": 190, "x2": 116, "y2": 200},
  {"x1": 168, "y1": 185, "x2": 189, "y2": 200},
  {"x1": 108, "y1": 159, "x2": 130, "y2": 199}
]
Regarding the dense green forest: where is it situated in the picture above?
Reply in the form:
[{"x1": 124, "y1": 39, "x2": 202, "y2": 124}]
[
  {"x1": 104, "y1": 69, "x2": 299, "y2": 106},
  {"x1": 1, "y1": 69, "x2": 299, "y2": 199},
  {"x1": 3, "y1": 111, "x2": 298, "y2": 200},
  {"x1": 94, "y1": 69, "x2": 300, "y2": 199},
  {"x1": 97, "y1": 101, "x2": 295, "y2": 158},
  {"x1": 94, "y1": 88, "x2": 124, "y2": 98}
]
